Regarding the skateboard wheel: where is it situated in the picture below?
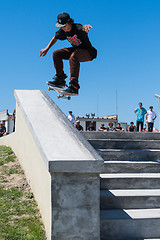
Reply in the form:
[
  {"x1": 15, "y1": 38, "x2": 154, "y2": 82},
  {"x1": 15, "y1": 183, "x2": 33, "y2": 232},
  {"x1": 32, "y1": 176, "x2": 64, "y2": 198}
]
[
  {"x1": 48, "y1": 87, "x2": 50, "y2": 91},
  {"x1": 57, "y1": 95, "x2": 60, "y2": 99},
  {"x1": 68, "y1": 96, "x2": 71, "y2": 100}
]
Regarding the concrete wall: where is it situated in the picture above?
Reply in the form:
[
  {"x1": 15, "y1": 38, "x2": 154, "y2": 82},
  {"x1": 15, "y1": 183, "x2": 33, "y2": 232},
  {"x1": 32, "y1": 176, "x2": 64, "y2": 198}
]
[
  {"x1": 0, "y1": 90, "x2": 103, "y2": 240},
  {"x1": 51, "y1": 173, "x2": 100, "y2": 240},
  {"x1": 0, "y1": 105, "x2": 52, "y2": 239}
]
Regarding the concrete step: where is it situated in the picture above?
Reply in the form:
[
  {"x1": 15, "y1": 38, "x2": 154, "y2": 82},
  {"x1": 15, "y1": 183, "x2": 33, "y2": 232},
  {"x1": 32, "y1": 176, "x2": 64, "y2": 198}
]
[
  {"x1": 100, "y1": 208, "x2": 160, "y2": 240},
  {"x1": 89, "y1": 139, "x2": 160, "y2": 150},
  {"x1": 98, "y1": 149, "x2": 160, "y2": 161},
  {"x1": 103, "y1": 161, "x2": 160, "y2": 173},
  {"x1": 100, "y1": 173, "x2": 160, "y2": 189},
  {"x1": 82, "y1": 131, "x2": 160, "y2": 140},
  {"x1": 100, "y1": 189, "x2": 160, "y2": 209}
]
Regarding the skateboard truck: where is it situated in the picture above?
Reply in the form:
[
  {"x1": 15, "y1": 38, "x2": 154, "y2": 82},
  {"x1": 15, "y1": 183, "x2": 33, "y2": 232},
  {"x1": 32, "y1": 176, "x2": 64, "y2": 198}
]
[{"x1": 48, "y1": 86, "x2": 71, "y2": 100}]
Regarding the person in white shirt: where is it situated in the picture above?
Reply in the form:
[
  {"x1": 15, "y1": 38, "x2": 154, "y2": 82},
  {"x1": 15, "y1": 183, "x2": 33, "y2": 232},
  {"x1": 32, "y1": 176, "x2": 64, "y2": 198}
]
[
  {"x1": 146, "y1": 106, "x2": 157, "y2": 132},
  {"x1": 108, "y1": 122, "x2": 115, "y2": 132},
  {"x1": 68, "y1": 111, "x2": 75, "y2": 124}
]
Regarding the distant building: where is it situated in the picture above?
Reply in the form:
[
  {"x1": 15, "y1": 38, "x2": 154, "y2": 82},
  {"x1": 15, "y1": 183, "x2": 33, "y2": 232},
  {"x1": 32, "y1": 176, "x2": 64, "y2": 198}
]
[{"x1": 0, "y1": 110, "x2": 14, "y2": 134}]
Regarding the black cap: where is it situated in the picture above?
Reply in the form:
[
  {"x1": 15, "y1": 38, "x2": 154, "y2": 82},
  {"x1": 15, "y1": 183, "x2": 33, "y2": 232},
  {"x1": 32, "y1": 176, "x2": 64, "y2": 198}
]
[{"x1": 55, "y1": 12, "x2": 70, "y2": 27}]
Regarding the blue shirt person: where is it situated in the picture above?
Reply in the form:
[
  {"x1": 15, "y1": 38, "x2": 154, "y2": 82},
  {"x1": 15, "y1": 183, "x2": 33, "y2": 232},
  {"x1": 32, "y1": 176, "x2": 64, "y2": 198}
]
[{"x1": 134, "y1": 102, "x2": 147, "y2": 132}]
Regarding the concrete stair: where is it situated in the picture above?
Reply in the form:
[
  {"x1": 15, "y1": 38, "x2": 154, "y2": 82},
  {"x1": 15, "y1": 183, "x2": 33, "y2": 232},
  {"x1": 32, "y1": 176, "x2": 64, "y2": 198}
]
[
  {"x1": 101, "y1": 209, "x2": 160, "y2": 240},
  {"x1": 100, "y1": 173, "x2": 160, "y2": 189},
  {"x1": 89, "y1": 139, "x2": 160, "y2": 149},
  {"x1": 82, "y1": 132, "x2": 160, "y2": 240},
  {"x1": 98, "y1": 149, "x2": 160, "y2": 161},
  {"x1": 100, "y1": 189, "x2": 160, "y2": 209},
  {"x1": 103, "y1": 161, "x2": 160, "y2": 173},
  {"x1": 82, "y1": 131, "x2": 160, "y2": 140}
]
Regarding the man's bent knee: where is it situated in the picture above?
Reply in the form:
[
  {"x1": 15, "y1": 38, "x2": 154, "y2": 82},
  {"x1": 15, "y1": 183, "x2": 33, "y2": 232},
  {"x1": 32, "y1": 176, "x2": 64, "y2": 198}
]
[{"x1": 52, "y1": 49, "x2": 61, "y2": 60}]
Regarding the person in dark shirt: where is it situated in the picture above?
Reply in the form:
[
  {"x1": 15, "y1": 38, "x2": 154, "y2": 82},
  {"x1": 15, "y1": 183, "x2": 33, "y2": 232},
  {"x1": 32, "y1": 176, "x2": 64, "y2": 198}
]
[
  {"x1": 0, "y1": 123, "x2": 6, "y2": 137},
  {"x1": 75, "y1": 120, "x2": 83, "y2": 131},
  {"x1": 115, "y1": 123, "x2": 124, "y2": 132},
  {"x1": 40, "y1": 12, "x2": 97, "y2": 95},
  {"x1": 98, "y1": 124, "x2": 106, "y2": 131},
  {"x1": 87, "y1": 122, "x2": 96, "y2": 131},
  {"x1": 128, "y1": 122, "x2": 136, "y2": 132}
]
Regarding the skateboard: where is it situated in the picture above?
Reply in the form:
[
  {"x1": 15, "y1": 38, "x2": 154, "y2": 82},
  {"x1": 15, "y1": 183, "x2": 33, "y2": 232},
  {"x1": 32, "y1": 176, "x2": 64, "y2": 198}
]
[{"x1": 47, "y1": 83, "x2": 77, "y2": 100}]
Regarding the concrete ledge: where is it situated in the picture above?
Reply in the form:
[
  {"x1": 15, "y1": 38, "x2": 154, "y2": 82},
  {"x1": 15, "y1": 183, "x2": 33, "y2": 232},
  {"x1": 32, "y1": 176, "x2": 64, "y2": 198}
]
[
  {"x1": 15, "y1": 90, "x2": 103, "y2": 173},
  {"x1": 0, "y1": 90, "x2": 103, "y2": 240}
]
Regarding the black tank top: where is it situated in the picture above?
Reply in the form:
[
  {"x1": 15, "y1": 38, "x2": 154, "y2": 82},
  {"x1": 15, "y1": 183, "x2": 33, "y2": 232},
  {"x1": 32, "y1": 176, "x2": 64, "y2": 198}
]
[{"x1": 129, "y1": 126, "x2": 135, "y2": 132}]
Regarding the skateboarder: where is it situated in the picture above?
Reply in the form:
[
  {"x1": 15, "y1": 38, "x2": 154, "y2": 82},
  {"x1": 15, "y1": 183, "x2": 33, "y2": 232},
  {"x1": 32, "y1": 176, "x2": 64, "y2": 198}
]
[{"x1": 40, "y1": 12, "x2": 97, "y2": 95}]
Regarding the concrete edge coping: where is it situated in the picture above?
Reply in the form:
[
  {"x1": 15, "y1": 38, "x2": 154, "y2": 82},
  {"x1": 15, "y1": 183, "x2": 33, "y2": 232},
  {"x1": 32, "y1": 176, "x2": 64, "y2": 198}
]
[{"x1": 14, "y1": 90, "x2": 104, "y2": 173}]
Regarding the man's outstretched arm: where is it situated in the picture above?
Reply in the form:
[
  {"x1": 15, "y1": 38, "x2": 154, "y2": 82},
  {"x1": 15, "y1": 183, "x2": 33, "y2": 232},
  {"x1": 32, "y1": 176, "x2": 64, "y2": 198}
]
[{"x1": 40, "y1": 36, "x2": 58, "y2": 57}]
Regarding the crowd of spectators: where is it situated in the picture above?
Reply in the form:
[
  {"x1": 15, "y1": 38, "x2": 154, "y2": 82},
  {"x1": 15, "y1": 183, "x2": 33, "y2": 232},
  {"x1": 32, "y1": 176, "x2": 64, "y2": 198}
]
[
  {"x1": 134, "y1": 102, "x2": 157, "y2": 132},
  {"x1": 98, "y1": 122, "x2": 124, "y2": 132},
  {"x1": 96, "y1": 102, "x2": 157, "y2": 132},
  {"x1": 67, "y1": 103, "x2": 157, "y2": 133},
  {"x1": 0, "y1": 102, "x2": 157, "y2": 140}
]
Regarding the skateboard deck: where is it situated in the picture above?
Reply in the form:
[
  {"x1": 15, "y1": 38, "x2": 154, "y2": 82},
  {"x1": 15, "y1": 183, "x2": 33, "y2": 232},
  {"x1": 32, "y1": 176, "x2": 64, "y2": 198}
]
[{"x1": 47, "y1": 82, "x2": 77, "y2": 100}]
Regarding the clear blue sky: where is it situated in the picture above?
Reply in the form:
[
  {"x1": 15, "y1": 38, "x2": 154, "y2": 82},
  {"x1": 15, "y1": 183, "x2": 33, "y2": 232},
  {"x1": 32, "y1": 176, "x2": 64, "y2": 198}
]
[{"x1": 1, "y1": 0, "x2": 160, "y2": 128}]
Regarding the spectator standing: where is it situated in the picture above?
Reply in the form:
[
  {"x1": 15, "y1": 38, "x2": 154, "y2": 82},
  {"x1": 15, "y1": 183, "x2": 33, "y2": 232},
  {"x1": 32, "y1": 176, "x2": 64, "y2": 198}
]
[
  {"x1": 134, "y1": 102, "x2": 147, "y2": 132},
  {"x1": 75, "y1": 120, "x2": 83, "y2": 131},
  {"x1": 146, "y1": 106, "x2": 157, "y2": 132},
  {"x1": 12, "y1": 108, "x2": 16, "y2": 132},
  {"x1": 0, "y1": 122, "x2": 6, "y2": 137},
  {"x1": 128, "y1": 122, "x2": 136, "y2": 132},
  {"x1": 68, "y1": 111, "x2": 75, "y2": 124},
  {"x1": 98, "y1": 124, "x2": 106, "y2": 131}
]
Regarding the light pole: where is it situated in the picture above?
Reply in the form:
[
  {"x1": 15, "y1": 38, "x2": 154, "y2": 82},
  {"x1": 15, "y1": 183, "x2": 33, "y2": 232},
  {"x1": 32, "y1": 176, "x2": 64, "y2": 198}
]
[{"x1": 155, "y1": 94, "x2": 160, "y2": 131}]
